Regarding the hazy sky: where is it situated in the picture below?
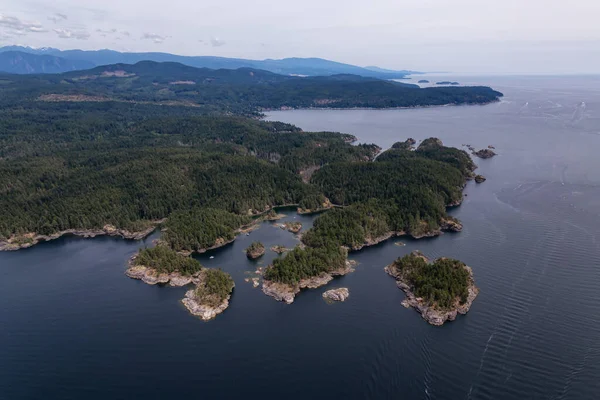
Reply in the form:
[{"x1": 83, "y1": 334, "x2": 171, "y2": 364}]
[{"x1": 1, "y1": 0, "x2": 599, "y2": 74}]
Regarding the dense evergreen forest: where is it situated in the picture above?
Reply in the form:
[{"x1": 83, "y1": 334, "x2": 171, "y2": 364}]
[
  {"x1": 302, "y1": 139, "x2": 472, "y2": 245},
  {"x1": 162, "y1": 209, "x2": 252, "y2": 252},
  {"x1": 193, "y1": 269, "x2": 235, "y2": 307},
  {"x1": 0, "y1": 60, "x2": 487, "y2": 290},
  {"x1": 134, "y1": 246, "x2": 203, "y2": 275},
  {"x1": 388, "y1": 253, "x2": 471, "y2": 309},
  {"x1": 302, "y1": 201, "x2": 391, "y2": 249},
  {"x1": 263, "y1": 245, "x2": 348, "y2": 285},
  {"x1": 0, "y1": 110, "x2": 376, "y2": 239},
  {"x1": 0, "y1": 61, "x2": 502, "y2": 113}
]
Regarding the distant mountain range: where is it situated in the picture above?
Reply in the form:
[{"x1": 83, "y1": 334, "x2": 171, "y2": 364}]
[
  {"x1": 0, "y1": 51, "x2": 94, "y2": 74},
  {"x1": 0, "y1": 46, "x2": 417, "y2": 78}
]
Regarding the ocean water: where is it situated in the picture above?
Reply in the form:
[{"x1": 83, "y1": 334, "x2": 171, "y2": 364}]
[{"x1": 2, "y1": 75, "x2": 600, "y2": 399}]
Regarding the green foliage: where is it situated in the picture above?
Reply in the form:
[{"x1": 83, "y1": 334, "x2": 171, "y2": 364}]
[
  {"x1": 194, "y1": 269, "x2": 235, "y2": 307},
  {"x1": 0, "y1": 62, "x2": 502, "y2": 114},
  {"x1": 263, "y1": 245, "x2": 347, "y2": 285},
  {"x1": 392, "y1": 253, "x2": 470, "y2": 309},
  {"x1": 163, "y1": 208, "x2": 251, "y2": 253},
  {"x1": 246, "y1": 241, "x2": 265, "y2": 256},
  {"x1": 134, "y1": 246, "x2": 202, "y2": 275},
  {"x1": 302, "y1": 201, "x2": 391, "y2": 249}
]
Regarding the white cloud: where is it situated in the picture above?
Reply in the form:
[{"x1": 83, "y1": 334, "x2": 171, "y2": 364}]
[
  {"x1": 141, "y1": 32, "x2": 167, "y2": 44},
  {"x1": 210, "y1": 37, "x2": 226, "y2": 47},
  {"x1": 48, "y1": 13, "x2": 68, "y2": 23},
  {"x1": 54, "y1": 28, "x2": 90, "y2": 40},
  {"x1": 0, "y1": 13, "x2": 46, "y2": 33}
]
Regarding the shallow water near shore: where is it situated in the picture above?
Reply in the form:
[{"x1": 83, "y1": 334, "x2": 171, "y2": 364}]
[{"x1": 2, "y1": 75, "x2": 600, "y2": 399}]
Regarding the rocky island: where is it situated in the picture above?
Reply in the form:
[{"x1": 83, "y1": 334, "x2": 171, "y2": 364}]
[
  {"x1": 262, "y1": 246, "x2": 354, "y2": 304},
  {"x1": 475, "y1": 174, "x2": 487, "y2": 183},
  {"x1": 281, "y1": 221, "x2": 302, "y2": 234},
  {"x1": 473, "y1": 148, "x2": 496, "y2": 159},
  {"x1": 322, "y1": 288, "x2": 350, "y2": 302},
  {"x1": 385, "y1": 251, "x2": 478, "y2": 326},
  {"x1": 182, "y1": 268, "x2": 235, "y2": 321},
  {"x1": 245, "y1": 241, "x2": 266, "y2": 259}
]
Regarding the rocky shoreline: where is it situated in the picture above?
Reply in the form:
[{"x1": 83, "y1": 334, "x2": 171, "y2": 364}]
[
  {"x1": 181, "y1": 269, "x2": 235, "y2": 320},
  {"x1": 0, "y1": 223, "x2": 159, "y2": 251},
  {"x1": 124, "y1": 253, "x2": 197, "y2": 286},
  {"x1": 181, "y1": 291, "x2": 232, "y2": 321},
  {"x1": 262, "y1": 260, "x2": 356, "y2": 304},
  {"x1": 347, "y1": 217, "x2": 462, "y2": 251},
  {"x1": 385, "y1": 253, "x2": 479, "y2": 326}
]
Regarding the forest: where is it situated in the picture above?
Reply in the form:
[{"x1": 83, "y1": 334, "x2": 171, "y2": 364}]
[
  {"x1": 0, "y1": 61, "x2": 502, "y2": 114},
  {"x1": 301, "y1": 139, "x2": 472, "y2": 245},
  {"x1": 389, "y1": 253, "x2": 471, "y2": 310},
  {"x1": 263, "y1": 245, "x2": 348, "y2": 286},
  {"x1": 193, "y1": 269, "x2": 235, "y2": 307},
  {"x1": 1, "y1": 61, "x2": 482, "y2": 291},
  {"x1": 133, "y1": 246, "x2": 203, "y2": 275},
  {"x1": 162, "y1": 209, "x2": 251, "y2": 253}
]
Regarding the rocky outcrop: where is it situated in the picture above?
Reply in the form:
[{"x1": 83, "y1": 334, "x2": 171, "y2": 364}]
[
  {"x1": 322, "y1": 288, "x2": 350, "y2": 302},
  {"x1": 181, "y1": 270, "x2": 234, "y2": 320},
  {"x1": 385, "y1": 252, "x2": 478, "y2": 326},
  {"x1": 0, "y1": 223, "x2": 160, "y2": 251},
  {"x1": 270, "y1": 245, "x2": 290, "y2": 254},
  {"x1": 246, "y1": 243, "x2": 266, "y2": 259},
  {"x1": 281, "y1": 222, "x2": 302, "y2": 234},
  {"x1": 262, "y1": 261, "x2": 355, "y2": 304},
  {"x1": 125, "y1": 262, "x2": 195, "y2": 287},
  {"x1": 473, "y1": 149, "x2": 496, "y2": 159},
  {"x1": 181, "y1": 290, "x2": 231, "y2": 321},
  {"x1": 475, "y1": 175, "x2": 486, "y2": 184},
  {"x1": 440, "y1": 217, "x2": 463, "y2": 232}
]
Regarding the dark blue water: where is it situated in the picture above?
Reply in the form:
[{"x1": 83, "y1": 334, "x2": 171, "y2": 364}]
[{"x1": 2, "y1": 76, "x2": 600, "y2": 399}]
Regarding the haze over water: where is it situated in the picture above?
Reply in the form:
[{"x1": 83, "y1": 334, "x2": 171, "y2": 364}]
[{"x1": 2, "y1": 75, "x2": 600, "y2": 399}]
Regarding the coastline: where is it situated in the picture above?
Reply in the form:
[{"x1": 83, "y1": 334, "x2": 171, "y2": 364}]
[
  {"x1": 0, "y1": 223, "x2": 161, "y2": 252},
  {"x1": 346, "y1": 217, "x2": 463, "y2": 252},
  {"x1": 125, "y1": 253, "x2": 197, "y2": 286},
  {"x1": 259, "y1": 99, "x2": 501, "y2": 114}
]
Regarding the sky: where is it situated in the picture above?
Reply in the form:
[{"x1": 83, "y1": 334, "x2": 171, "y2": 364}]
[{"x1": 1, "y1": 0, "x2": 599, "y2": 74}]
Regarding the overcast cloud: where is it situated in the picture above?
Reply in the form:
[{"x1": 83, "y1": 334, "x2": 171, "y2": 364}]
[{"x1": 1, "y1": 0, "x2": 599, "y2": 73}]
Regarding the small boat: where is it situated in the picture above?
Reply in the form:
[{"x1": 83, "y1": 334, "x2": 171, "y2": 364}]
[
  {"x1": 246, "y1": 233, "x2": 250, "y2": 236},
  {"x1": 209, "y1": 256, "x2": 214, "y2": 259}
]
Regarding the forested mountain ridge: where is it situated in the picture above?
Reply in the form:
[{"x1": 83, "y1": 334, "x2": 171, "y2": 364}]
[{"x1": 0, "y1": 61, "x2": 502, "y2": 113}]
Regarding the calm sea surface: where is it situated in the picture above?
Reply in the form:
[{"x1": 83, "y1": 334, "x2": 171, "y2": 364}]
[{"x1": 2, "y1": 75, "x2": 600, "y2": 399}]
